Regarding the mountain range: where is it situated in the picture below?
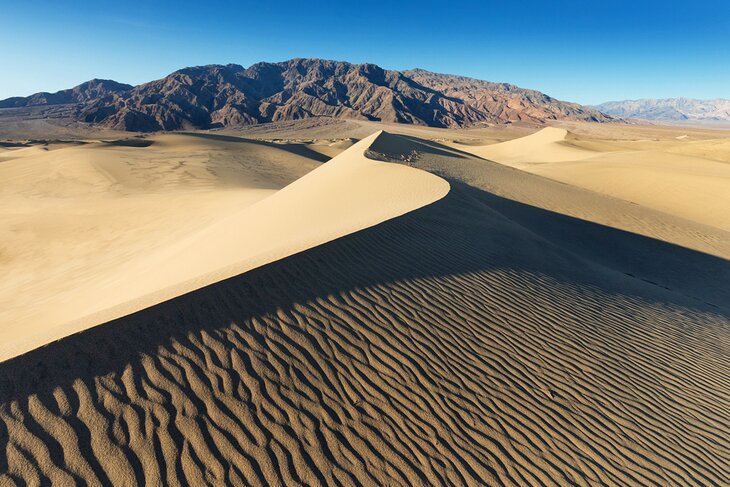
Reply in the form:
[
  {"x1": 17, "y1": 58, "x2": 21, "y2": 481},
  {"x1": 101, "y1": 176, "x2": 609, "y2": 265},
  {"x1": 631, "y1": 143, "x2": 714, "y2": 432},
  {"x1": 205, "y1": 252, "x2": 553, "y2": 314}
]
[
  {"x1": 595, "y1": 98, "x2": 730, "y2": 122},
  {"x1": 0, "y1": 58, "x2": 617, "y2": 132},
  {"x1": 0, "y1": 79, "x2": 133, "y2": 109}
]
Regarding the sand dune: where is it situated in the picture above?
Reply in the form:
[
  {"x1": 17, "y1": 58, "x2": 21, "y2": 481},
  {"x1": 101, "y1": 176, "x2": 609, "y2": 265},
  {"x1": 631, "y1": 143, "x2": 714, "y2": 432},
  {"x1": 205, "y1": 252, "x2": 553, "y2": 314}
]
[
  {"x1": 461, "y1": 127, "x2": 730, "y2": 231},
  {"x1": 526, "y1": 150, "x2": 730, "y2": 231},
  {"x1": 0, "y1": 125, "x2": 728, "y2": 486},
  {"x1": 454, "y1": 127, "x2": 602, "y2": 164},
  {"x1": 0, "y1": 131, "x2": 447, "y2": 360},
  {"x1": 665, "y1": 136, "x2": 730, "y2": 163},
  {"x1": 304, "y1": 138, "x2": 358, "y2": 158}
]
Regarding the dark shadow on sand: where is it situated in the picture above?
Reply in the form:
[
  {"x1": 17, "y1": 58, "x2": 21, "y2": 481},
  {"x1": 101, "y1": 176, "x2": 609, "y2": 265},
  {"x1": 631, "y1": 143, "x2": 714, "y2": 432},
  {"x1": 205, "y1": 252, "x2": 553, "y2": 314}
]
[
  {"x1": 104, "y1": 137, "x2": 155, "y2": 148},
  {"x1": 0, "y1": 177, "x2": 727, "y2": 402},
  {"x1": 179, "y1": 131, "x2": 332, "y2": 162}
]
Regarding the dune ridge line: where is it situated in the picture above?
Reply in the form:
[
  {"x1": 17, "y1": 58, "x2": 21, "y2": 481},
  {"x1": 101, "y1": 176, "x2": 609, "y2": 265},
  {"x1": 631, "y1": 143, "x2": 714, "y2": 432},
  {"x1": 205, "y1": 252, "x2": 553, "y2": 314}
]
[{"x1": 0, "y1": 131, "x2": 449, "y2": 361}]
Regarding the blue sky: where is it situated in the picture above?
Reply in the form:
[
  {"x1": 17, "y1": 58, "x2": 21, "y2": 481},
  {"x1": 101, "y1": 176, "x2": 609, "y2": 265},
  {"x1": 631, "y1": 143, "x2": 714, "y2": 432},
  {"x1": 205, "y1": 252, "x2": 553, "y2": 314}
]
[{"x1": 1, "y1": 0, "x2": 729, "y2": 104}]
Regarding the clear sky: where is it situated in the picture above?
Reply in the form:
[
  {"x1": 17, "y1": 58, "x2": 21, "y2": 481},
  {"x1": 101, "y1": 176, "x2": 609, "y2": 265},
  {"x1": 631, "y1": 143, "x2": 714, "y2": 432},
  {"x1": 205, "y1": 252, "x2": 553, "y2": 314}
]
[{"x1": 1, "y1": 0, "x2": 729, "y2": 104}]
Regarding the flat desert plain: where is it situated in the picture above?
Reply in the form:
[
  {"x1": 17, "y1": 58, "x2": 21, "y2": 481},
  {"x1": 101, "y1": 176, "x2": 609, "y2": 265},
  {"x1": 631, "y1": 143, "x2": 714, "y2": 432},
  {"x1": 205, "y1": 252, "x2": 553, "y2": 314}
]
[{"x1": 0, "y1": 120, "x2": 728, "y2": 486}]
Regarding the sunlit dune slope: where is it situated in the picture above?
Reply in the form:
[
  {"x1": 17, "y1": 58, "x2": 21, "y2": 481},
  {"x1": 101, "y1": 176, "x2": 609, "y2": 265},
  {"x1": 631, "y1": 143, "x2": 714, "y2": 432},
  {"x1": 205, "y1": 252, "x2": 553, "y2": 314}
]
[
  {"x1": 0, "y1": 132, "x2": 448, "y2": 360},
  {"x1": 453, "y1": 126, "x2": 601, "y2": 164},
  {"x1": 457, "y1": 127, "x2": 730, "y2": 230}
]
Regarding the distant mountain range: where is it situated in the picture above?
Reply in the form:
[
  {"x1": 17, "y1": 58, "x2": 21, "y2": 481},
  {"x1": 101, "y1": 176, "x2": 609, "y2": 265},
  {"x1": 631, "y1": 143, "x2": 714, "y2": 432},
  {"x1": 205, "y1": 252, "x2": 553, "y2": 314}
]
[
  {"x1": 0, "y1": 79, "x2": 133, "y2": 109},
  {"x1": 594, "y1": 98, "x2": 730, "y2": 122},
  {"x1": 0, "y1": 58, "x2": 617, "y2": 132}
]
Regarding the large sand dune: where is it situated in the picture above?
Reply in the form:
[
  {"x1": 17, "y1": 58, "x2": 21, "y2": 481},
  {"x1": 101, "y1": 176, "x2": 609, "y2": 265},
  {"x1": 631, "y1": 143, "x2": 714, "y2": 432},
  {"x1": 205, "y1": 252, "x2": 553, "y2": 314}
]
[
  {"x1": 0, "y1": 125, "x2": 728, "y2": 486},
  {"x1": 0, "y1": 131, "x2": 448, "y2": 360}
]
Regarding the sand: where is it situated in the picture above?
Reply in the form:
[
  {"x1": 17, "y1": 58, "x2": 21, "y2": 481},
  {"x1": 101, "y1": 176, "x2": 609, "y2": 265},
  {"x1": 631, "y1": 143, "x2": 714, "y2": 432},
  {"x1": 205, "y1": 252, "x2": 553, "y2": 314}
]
[
  {"x1": 457, "y1": 126, "x2": 730, "y2": 231},
  {"x1": 0, "y1": 122, "x2": 728, "y2": 486},
  {"x1": 455, "y1": 127, "x2": 601, "y2": 163},
  {"x1": 0, "y1": 131, "x2": 448, "y2": 360}
]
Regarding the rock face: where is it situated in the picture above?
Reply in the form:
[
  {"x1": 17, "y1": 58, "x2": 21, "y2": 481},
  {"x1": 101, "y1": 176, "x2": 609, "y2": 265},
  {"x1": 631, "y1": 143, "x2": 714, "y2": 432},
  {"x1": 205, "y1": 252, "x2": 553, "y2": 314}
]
[
  {"x1": 595, "y1": 98, "x2": 730, "y2": 122},
  {"x1": 403, "y1": 69, "x2": 614, "y2": 124},
  {"x1": 82, "y1": 60, "x2": 479, "y2": 132},
  {"x1": 0, "y1": 79, "x2": 132, "y2": 109},
  {"x1": 1, "y1": 59, "x2": 616, "y2": 131}
]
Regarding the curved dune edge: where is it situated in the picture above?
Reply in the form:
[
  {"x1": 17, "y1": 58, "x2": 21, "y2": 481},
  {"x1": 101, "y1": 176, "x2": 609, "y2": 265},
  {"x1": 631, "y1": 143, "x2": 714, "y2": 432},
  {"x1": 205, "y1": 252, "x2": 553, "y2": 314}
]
[
  {"x1": 1, "y1": 131, "x2": 449, "y2": 361},
  {"x1": 455, "y1": 126, "x2": 602, "y2": 165}
]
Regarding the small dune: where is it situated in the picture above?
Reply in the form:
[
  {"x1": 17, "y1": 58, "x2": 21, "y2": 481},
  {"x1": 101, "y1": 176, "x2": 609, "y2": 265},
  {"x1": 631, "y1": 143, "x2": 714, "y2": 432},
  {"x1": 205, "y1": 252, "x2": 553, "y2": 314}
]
[{"x1": 456, "y1": 126, "x2": 601, "y2": 165}]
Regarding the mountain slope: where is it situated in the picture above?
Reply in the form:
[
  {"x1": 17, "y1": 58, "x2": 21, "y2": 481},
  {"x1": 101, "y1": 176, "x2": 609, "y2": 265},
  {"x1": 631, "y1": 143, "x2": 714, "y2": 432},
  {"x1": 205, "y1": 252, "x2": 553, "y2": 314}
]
[
  {"x1": 595, "y1": 98, "x2": 730, "y2": 122},
  {"x1": 0, "y1": 59, "x2": 617, "y2": 132},
  {"x1": 81, "y1": 60, "x2": 489, "y2": 131},
  {"x1": 0, "y1": 79, "x2": 132, "y2": 109},
  {"x1": 404, "y1": 68, "x2": 614, "y2": 123}
]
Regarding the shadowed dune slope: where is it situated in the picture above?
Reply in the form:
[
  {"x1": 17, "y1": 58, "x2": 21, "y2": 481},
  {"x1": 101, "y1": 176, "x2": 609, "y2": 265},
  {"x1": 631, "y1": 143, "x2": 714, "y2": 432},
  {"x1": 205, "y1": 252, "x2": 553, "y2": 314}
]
[{"x1": 0, "y1": 135, "x2": 728, "y2": 486}]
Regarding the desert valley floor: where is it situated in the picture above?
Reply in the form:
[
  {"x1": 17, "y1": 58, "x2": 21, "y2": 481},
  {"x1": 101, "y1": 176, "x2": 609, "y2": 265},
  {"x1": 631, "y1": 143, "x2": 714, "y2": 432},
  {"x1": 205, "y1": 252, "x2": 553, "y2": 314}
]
[{"x1": 0, "y1": 119, "x2": 728, "y2": 485}]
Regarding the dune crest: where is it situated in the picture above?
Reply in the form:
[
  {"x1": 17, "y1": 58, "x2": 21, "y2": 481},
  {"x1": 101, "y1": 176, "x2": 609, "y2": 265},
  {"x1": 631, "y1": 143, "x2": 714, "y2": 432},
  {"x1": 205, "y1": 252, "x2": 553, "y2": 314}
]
[
  {"x1": 457, "y1": 127, "x2": 601, "y2": 164},
  {"x1": 0, "y1": 131, "x2": 448, "y2": 361}
]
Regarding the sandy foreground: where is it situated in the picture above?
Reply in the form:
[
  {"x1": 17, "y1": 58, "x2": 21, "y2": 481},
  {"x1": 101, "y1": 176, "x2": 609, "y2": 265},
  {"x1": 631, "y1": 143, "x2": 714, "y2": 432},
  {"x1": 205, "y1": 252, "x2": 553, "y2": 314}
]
[{"x1": 0, "y1": 121, "x2": 729, "y2": 486}]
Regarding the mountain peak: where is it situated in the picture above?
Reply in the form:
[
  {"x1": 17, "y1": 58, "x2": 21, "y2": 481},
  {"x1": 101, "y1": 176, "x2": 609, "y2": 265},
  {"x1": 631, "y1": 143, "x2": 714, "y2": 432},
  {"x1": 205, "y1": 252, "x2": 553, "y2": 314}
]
[{"x1": 0, "y1": 78, "x2": 132, "y2": 109}]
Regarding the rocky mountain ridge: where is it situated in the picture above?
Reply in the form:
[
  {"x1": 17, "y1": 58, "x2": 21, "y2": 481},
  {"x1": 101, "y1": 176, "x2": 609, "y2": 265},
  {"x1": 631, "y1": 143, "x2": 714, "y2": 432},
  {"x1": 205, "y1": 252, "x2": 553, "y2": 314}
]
[
  {"x1": 0, "y1": 79, "x2": 132, "y2": 109},
  {"x1": 1, "y1": 59, "x2": 616, "y2": 131}
]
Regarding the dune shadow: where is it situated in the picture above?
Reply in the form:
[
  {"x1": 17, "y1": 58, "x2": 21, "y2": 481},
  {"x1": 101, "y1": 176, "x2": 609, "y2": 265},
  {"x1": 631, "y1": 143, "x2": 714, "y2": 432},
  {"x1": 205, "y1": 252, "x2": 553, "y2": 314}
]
[
  {"x1": 104, "y1": 138, "x2": 155, "y2": 148},
  {"x1": 179, "y1": 131, "x2": 332, "y2": 162},
  {"x1": 0, "y1": 141, "x2": 30, "y2": 148},
  {"x1": 368, "y1": 133, "x2": 471, "y2": 159},
  {"x1": 0, "y1": 177, "x2": 727, "y2": 402},
  {"x1": 470, "y1": 186, "x2": 730, "y2": 309}
]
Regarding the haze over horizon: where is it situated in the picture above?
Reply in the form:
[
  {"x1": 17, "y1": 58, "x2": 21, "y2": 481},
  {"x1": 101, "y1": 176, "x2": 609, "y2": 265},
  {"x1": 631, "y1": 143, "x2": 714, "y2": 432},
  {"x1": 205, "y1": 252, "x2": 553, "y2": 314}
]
[{"x1": 2, "y1": 0, "x2": 729, "y2": 104}]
